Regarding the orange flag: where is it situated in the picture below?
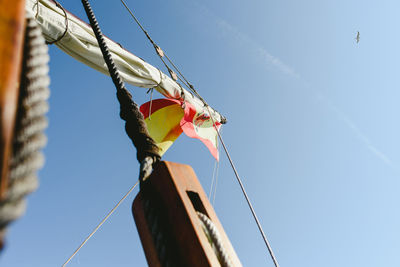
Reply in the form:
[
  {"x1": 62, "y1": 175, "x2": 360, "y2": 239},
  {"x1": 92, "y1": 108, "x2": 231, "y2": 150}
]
[{"x1": 140, "y1": 98, "x2": 221, "y2": 160}]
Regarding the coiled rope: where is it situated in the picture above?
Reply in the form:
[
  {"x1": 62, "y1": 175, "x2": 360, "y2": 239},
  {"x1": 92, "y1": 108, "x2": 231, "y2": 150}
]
[{"x1": 0, "y1": 10, "x2": 50, "y2": 248}]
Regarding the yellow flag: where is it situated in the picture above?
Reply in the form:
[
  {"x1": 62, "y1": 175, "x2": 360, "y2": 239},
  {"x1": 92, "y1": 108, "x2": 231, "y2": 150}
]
[{"x1": 140, "y1": 99, "x2": 184, "y2": 156}]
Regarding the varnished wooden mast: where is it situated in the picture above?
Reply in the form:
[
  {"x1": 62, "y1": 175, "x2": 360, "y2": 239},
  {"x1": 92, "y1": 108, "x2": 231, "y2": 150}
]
[{"x1": 0, "y1": 0, "x2": 26, "y2": 200}]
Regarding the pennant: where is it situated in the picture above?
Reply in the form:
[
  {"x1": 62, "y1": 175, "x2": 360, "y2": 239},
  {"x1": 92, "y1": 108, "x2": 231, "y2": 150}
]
[{"x1": 140, "y1": 98, "x2": 221, "y2": 160}]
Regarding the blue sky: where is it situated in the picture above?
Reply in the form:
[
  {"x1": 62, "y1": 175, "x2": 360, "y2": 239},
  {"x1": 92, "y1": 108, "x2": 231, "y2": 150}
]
[{"x1": 2, "y1": 0, "x2": 400, "y2": 266}]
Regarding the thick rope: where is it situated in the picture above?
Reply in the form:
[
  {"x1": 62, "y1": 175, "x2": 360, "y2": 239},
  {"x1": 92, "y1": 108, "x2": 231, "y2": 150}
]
[
  {"x1": 62, "y1": 181, "x2": 139, "y2": 267},
  {"x1": 81, "y1": 0, "x2": 160, "y2": 167},
  {"x1": 63, "y1": 2, "x2": 161, "y2": 264},
  {"x1": 197, "y1": 212, "x2": 233, "y2": 267},
  {"x1": 0, "y1": 11, "x2": 50, "y2": 247}
]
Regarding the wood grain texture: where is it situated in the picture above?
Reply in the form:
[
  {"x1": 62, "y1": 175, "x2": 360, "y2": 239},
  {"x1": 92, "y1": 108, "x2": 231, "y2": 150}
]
[
  {"x1": 132, "y1": 161, "x2": 242, "y2": 266},
  {"x1": 132, "y1": 194, "x2": 162, "y2": 267},
  {"x1": 0, "y1": 0, "x2": 25, "y2": 199}
]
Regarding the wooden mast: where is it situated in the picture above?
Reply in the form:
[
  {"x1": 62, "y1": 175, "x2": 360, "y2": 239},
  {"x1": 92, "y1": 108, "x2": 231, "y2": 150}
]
[
  {"x1": 0, "y1": 0, "x2": 26, "y2": 200},
  {"x1": 0, "y1": 0, "x2": 26, "y2": 250}
]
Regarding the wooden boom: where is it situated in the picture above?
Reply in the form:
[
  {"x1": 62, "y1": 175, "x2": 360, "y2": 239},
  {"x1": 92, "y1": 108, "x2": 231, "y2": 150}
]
[{"x1": 132, "y1": 161, "x2": 242, "y2": 267}]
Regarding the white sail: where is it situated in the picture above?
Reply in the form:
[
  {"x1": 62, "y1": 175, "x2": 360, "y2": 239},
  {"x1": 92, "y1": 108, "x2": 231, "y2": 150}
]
[{"x1": 26, "y1": 0, "x2": 225, "y2": 124}]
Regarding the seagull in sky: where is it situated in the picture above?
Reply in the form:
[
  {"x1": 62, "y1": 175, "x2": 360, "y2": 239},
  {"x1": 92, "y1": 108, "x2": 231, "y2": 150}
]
[{"x1": 355, "y1": 31, "x2": 360, "y2": 43}]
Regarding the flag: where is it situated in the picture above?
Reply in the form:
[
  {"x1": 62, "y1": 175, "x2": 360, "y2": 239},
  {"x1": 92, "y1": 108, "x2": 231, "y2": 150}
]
[
  {"x1": 140, "y1": 98, "x2": 221, "y2": 160},
  {"x1": 180, "y1": 101, "x2": 221, "y2": 161},
  {"x1": 140, "y1": 99, "x2": 184, "y2": 156}
]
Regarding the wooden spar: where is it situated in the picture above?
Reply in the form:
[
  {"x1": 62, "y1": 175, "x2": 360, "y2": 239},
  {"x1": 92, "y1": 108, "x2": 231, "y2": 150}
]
[
  {"x1": 132, "y1": 161, "x2": 242, "y2": 267},
  {"x1": 0, "y1": 0, "x2": 26, "y2": 200}
]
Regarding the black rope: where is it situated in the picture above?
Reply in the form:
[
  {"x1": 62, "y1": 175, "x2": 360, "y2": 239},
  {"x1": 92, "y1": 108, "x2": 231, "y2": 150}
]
[
  {"x1": 45, "y1": 0, "x2": 69, "y2": 45},
  {"x1": 81, "y1": 0, "x2": 160, "y2": 163}
]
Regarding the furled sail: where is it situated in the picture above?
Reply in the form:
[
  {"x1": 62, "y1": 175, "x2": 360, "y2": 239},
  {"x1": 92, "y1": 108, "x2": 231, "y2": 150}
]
[{"x1": 25, "y1": 0, "x2": 226, "y2": 125}]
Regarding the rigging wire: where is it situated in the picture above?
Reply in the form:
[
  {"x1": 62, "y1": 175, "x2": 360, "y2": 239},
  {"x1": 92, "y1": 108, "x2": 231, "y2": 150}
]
[
  {"x1": 62, "y1": 181, "x2": 139, "y2": 267},
  {"x1": 118, "y1": 0, "x2": 205, "y2": 103},
  {"x1": 119, "y1": 1, "x2": 279, "y2": 265},
  {"x1": 209, "y1": 129, "x2": 222, "y2": 205},
  {"x1": 64, "y1": 0, "x2": 159, "y2": 264},
  {"x1": 212, "y1": 143, "x2": 221, "y2": 205},
  {"x1": 208, "y1": 158, "x2": 218, "y2": 199},
  {"x1": 213, "y1": 128, "x2": 223, "y2": 205},
  {"x1": 205, "y1": 106, "x2": 280, "y2": 267}
]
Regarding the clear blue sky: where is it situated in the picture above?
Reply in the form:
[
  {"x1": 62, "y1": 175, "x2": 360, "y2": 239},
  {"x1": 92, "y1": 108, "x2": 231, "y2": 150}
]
[{"x1": 2, "y1": 0, "x2": 400, "y2": 266}]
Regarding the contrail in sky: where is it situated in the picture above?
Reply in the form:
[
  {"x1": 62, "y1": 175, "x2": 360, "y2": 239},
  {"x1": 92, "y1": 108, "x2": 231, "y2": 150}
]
[
  {"x1": 214, "y1": 19, "x2": 300, "y2": 79},
  {"x1": 192, "y1": 1, "x2": 299, "y2": 78},
  {"x1": 315, "y1": 93, "x2": 394, "y2": 167},
  {"x1": 196, "y1": 3, "x2": 394, "y2": 168}
]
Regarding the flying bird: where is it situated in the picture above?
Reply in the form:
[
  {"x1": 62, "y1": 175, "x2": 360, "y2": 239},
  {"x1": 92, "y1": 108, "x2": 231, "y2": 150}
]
[{"x1": 355, "y1": 31, "x2": 360, "y2": 43}]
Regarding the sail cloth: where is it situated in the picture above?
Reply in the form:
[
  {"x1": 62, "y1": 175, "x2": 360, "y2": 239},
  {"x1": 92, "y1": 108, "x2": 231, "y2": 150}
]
[
  {"x1": 25, "y1": 0, "x2": 225, "y2": 127},
  {"x1": 141, "y1": 99, "x2": 221, "y2": 160}
]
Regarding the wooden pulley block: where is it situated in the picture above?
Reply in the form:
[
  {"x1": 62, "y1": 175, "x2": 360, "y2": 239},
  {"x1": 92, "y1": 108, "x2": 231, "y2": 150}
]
[{"x1": 132, "y1": 161, "x2": 242, "y2": 267}]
